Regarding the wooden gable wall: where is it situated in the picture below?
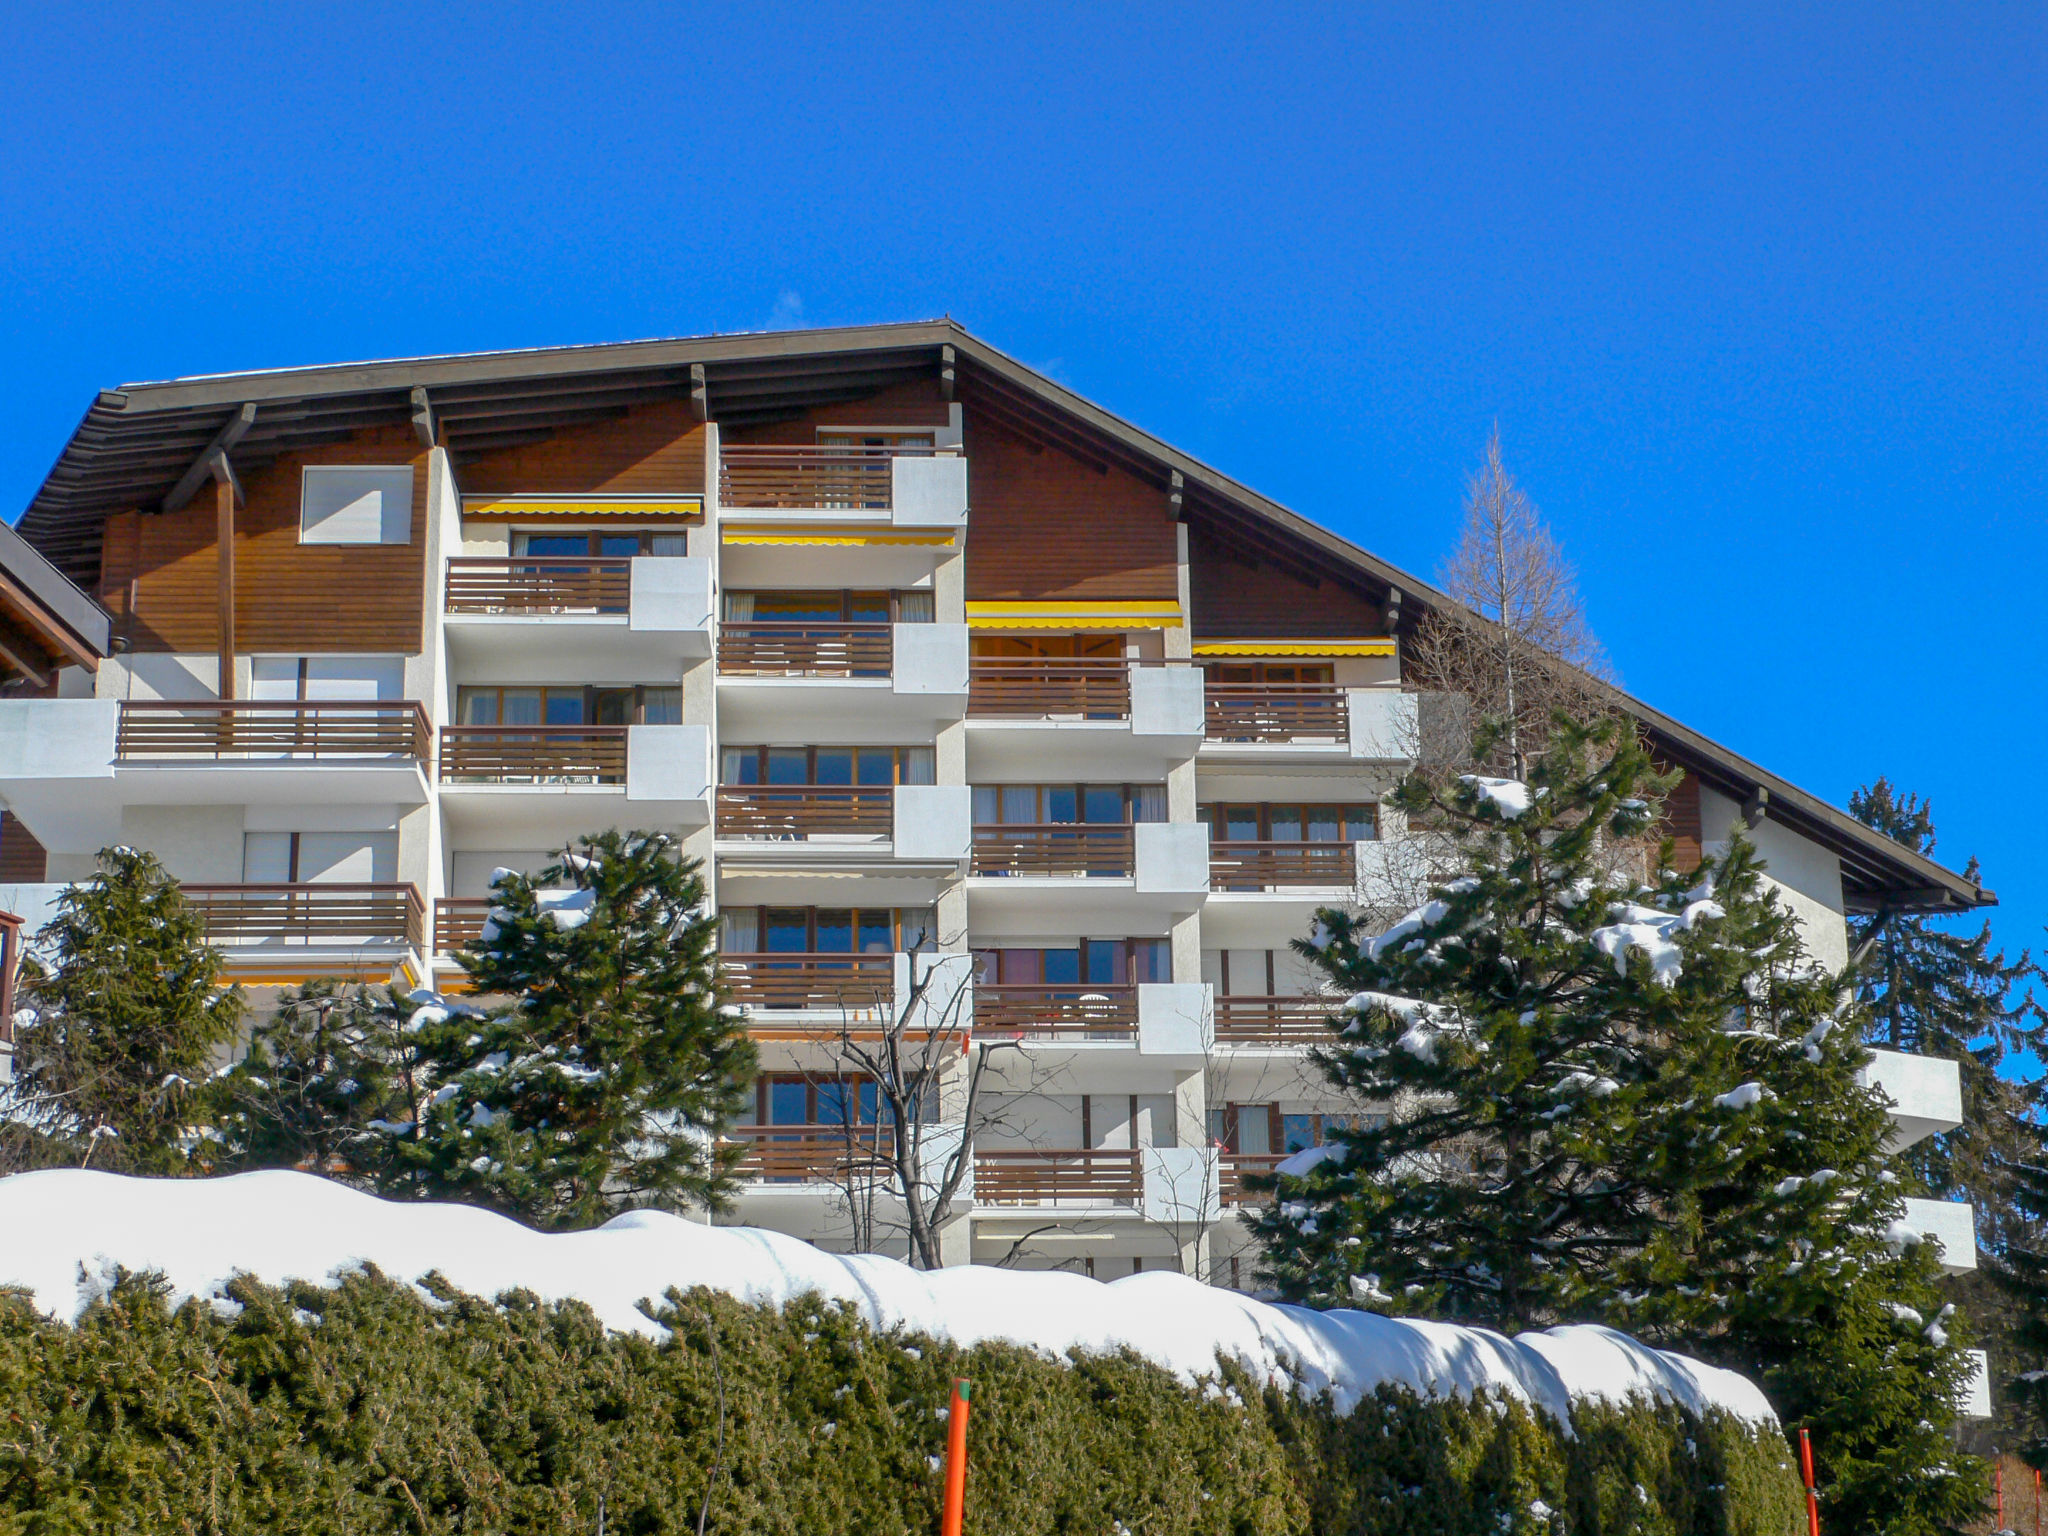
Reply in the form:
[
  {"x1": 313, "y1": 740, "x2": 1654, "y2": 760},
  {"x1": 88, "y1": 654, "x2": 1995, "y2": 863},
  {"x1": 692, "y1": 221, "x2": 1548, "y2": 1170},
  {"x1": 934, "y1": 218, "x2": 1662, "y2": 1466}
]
[
  {"x1": 457, "y1": 399, "x2": 709, "y2": 496},
  {"x1": 1186, "y1": 521, "x2": 1386, "y2": 638},
  {"x1": 961, "y1": 408, "x2": 1179, "y2": 601},
  {"x1": 99, "y1": 425, "x2": 429, "y2": 655},
  {"x1": 720, "y1": 378, "x2": 951, "y2": 445}
]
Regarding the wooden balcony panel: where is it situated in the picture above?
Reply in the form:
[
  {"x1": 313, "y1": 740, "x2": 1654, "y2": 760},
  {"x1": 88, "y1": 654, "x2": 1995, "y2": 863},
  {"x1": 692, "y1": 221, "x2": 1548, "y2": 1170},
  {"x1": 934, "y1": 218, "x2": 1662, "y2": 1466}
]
[
  {"x1": 1213, "y1": 995, "x2": 1339, "y2": 1047},
  {"x1": 117, "y1": 701, "x2": 432, "y2": 761},
  {"x1": 434, "y1": 897, "x2": 492, "y2": 955},
  {"x1": 971, "y1": 824, "x2": 1135, "y2": 879},
  {"x1": 718, "y1": 444, "x2": 947, "y2": 510},
  {"x1": 183, "y1": 883, "x2": 425, "y2": 946},
  {"x1": 724, "y1": 952, "x2": 896, "y2": 1012},
  {"x1": 1204, "y1": 686, "x2": 1348, "y2": 744},
  {"x1": 973, "y1": 1148, "x2": 1143, "y2": 1206},
  {"x1": 967, "y1": 657, "x2": 1130, "y2": 719},
  {"x1": 716, "y1": 786, "x2": 894, "y2": 840},
  {"x1": 444, "y1": 557, "x2": 631, "y2": 616},
  {"x1": 973, "y1": 984, "x2": 1138, "y2": 1038},
  {"x1": 438, "y1": 725, "x2": 628, "y2": 786},
  {"x1": 1208, "y1": 841, "x2": 1356, "y2": 891},
  {"x1": 718, "y1": 622, "x2": 893, "y2": 678},
  {"x1": 733, "y1": 1123, "x2": 897, "y2": 1182},
  {"x1": 1219, "y1": 1152, "x2": 1287, "y2": 1207}
]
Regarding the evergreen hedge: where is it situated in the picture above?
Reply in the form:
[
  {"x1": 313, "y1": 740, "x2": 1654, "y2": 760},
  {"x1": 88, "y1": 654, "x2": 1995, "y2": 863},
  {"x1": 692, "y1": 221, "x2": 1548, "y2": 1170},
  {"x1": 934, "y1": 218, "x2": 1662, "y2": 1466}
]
[{"x1": 0, "y1": 1269, "x2": 1805, "y2": 1535}]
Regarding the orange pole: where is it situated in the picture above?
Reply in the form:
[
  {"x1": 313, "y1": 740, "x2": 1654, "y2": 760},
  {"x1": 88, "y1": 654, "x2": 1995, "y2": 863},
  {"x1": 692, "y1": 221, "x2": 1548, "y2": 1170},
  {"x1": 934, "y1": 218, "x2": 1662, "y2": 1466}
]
[
  {"x1": 1996, "y1": 1461, "x2": 2003, "y2": 1528},
  {"x1": 941, "y1": 1379, "x2": 972, "y2": 1536},
  {"x1": 1799, "y1": 1428, "x2": 1820, "y2": 1536},
  {"x1": 2034, "y1": 1465, "x2": 2040, "y2": 1536}
]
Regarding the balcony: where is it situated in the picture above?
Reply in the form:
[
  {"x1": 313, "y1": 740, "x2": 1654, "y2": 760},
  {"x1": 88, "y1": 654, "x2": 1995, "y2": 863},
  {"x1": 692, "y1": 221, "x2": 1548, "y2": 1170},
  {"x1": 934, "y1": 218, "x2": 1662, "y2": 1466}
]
[
  {"x1": 733, "y1": 1122, "x2": 896, "y2": 1183},
  {"x1": 716, "y1": 622, "x2": 968, "y2": 733},
  {"x1": 968, "y1": 822, "x2": 1209, "y2": 926},
  {"x1": 975, "y1": 984, "x2": 1139, "y2": 1040},
  {"x1": 1214, "y1": 994, "x2": 1337, "y2": 1048},
  {"x1": 1209, "y1": 841, "x2": 1357, "y2": 892},
  {"x1": 724, "y1": 952, "x2": 898, "y2": 1015},
  {"x1": 442, "y1": 556, "x2": 713, "y2": 680},
  {"x1": 183, "y1": 882, "x2": 425, "y2": 954},
  {"x1": 1219, "y1": 1151, "x2": 1286, "y2": 1207},
  {"x1": 967, "y1": 660, "x2": 1204, "y2": 776},
  {"x1": 974, "y1": 1147, "x2": 1142, "y2": 1207},
  {"x1": 1899, "y1": 1197, "x2": 1977, "y2": 1274},
  {"x1": 717, "y1": 786, "x2": 894, "y2": 841},
  {"x1": 1200, "y1": 685, "x2": 1418, "y2": 762},
  {"x1": 1860, "y1": 1048, "x2": 1965, "y2": 1151},
  {"x1": 718, "y1": 445, "x2": 967, "y2": 528},
  {"x1": 972, "y1": 823, "x2": 1135, "y2": 878},
  {"x1": 435, "y1": 896, "x2": 490, "y2": 955},
  {"x1": 720, "y1": 622, "x2": 892, "y2": 677},
  {"x1": 118, "y1": 700, "x2": 432, "y2": 761},
  {"x1": 437, "y1": 723, "x2": 712, "y2": 844}
]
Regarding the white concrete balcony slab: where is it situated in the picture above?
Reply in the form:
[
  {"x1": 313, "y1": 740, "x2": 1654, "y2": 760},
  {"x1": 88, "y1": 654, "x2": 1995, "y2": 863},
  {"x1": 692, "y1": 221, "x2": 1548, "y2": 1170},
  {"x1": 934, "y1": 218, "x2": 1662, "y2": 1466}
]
[
  {"x1": 1143, "y1": 1145, "x2": 1221, "y2": 1225},
  {"x1": 0, "y1": 699, "x2": 433, "y2": 858},
  {"x1": 967, "y1": 662, "x2": 1202, "y2": 777},
  {"x1": 1962, "y1": 1349, "x2": 1991, "y2": 1419},
  {"x1": 443, "y1": 556, "x2": 713, "y2": 683},
  {"x1": 1138, "y1": 982, "x2": 1214, "y2": 1062},
  {"x1": 1898, "y1": 1197, "x2": 1977, "y2": 1274},
  {"x1": 438, "y1": 724, "x2": 711, "y2": 844},
  {"x1": 1860, "y1": 1048, "x2": 1964, "y2": 1150},
  {"x1": 712, "y1": 785, "x2": 970, "y2": 878},
  {"x1": 966, "y1": 820, "x2": 1208, "y2": 927},
  {"x1": 1201, "y1": 839, "x2": 1415, "y2": 941},
  {"x1": 717, "y1": 622, "x2": 968, "y2": 734}
]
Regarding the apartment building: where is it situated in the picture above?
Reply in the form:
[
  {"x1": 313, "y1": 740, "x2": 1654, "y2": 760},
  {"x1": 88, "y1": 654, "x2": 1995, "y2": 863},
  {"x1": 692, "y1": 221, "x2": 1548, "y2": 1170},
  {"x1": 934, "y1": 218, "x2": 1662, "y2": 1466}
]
[{"x1": 0, "y1": 322, "x2": 1990, "y2": 1305}]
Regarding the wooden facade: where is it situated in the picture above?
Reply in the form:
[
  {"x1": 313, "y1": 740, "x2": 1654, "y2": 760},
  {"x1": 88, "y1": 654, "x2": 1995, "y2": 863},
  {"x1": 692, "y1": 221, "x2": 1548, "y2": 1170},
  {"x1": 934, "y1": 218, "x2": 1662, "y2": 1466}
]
[
  {"x1": 1187, "y1": 522, "x2": 1386, "y2": 638},
  {"x1": 1660, "y1": 768, "x2": 1705, "y2": 872},
  {"x1": 457, "y1": 399, "x2": 709, "y2": 497},
  {"x1": 99, "y1": 426, "x2": 430, "y2": 656}
]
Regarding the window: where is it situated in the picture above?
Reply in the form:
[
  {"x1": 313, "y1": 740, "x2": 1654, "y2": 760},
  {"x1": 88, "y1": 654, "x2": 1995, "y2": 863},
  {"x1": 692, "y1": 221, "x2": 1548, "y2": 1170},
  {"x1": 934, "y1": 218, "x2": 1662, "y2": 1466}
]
[
  {"x1": 242, "y1": 831, "x2": 397, "y2": 884},
  {"x1": 1205, "y1": 661, "x2": 1334, "y2": 685},
  {"x1": 721, "y1": 745, "x2": 934, "y2": 786},
  {"x1": 249, "y1": 656, "x2": 404, "y2": 701},
  {"x1": 300, "y1": 466, "x2": 413, "y2": 545},
  {"x1": 512, "y1": 530, "x2": 688, "y2": 557},
  {"x1": 971, "y1": 633, "x2": 1122, "y2": 659},
  {"x1": 755, "y1": 1074, "x2": 892, "y2": 1127},
  {"x1": 1198, "y1": 803, "x2": 1376, "y2": 843},
  {"x1": 970, "y1": 783, "x2": 1168, "y2": 825},
  {"x1": 458, "y1": 685, "x2": 680, "y2": 727},
  {"x1": 720, "y1": 906, "x2": 936, "y2": 955},
  {"x1": 1202, "y1": 946, "x2": 1325, "y2": 997},
  {"x1": 972, "y1": 938, "x2": 1169, "y2": 987},
  {"x1": 724, "y1": 589, "x2": 932, "y2": 623}
]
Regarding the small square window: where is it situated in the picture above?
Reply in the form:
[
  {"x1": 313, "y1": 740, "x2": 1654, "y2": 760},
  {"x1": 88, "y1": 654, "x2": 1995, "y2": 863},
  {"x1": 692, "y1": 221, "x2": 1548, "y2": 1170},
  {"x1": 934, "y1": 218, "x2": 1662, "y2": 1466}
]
[{"x1": 301, "y1": 466, "x2": 414, "y2": 545}]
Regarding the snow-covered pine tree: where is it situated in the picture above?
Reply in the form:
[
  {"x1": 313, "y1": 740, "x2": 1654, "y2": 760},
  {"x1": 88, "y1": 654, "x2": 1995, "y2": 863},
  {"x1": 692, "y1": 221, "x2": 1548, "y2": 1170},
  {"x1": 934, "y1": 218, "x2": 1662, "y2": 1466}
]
[
  {"x1": 388, "y1": 830, "x2": 754, "y2": 1229},
  {"x1": 206, "y1": 979, "x2": 426, "y2": 1181},
  {"x1": 1248, "y1": 715, "x2": 1985, "y2": 1534},
  {"x1": 0, "y1": 846, "x2": 243, "y2": 1174},
  {"x1": 1989, "y1": 1064, "x2": 2048, "y2": 1471}
]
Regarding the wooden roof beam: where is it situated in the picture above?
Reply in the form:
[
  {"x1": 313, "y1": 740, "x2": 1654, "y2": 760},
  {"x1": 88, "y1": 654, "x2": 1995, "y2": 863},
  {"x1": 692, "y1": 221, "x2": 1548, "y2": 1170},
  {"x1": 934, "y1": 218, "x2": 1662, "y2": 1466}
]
[{"x1": 159, "y1": 403, "x2": 256, "y2": 514}]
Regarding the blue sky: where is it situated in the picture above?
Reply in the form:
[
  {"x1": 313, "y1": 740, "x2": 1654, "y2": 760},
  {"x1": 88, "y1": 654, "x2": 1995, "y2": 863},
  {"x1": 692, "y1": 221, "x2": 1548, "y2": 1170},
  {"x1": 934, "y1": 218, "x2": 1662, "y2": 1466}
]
[{"x1": 1, "y1": 3, "x2": 2040, "y2": 956}]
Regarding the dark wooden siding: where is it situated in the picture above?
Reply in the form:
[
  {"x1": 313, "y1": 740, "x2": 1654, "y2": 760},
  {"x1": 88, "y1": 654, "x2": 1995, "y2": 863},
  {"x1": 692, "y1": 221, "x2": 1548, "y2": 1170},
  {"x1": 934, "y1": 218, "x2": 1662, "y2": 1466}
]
[
  {"x1": 0, "y1": 812, "x2": 47, "y2": 883},
  {"x1": 458, "y1": 400, "x2": 709, "y2": 496},
  {"x1": 720, "y1": 379, "x2": 951, "y2": 445},
  {"x1": 99, "y1": 425, "x2": 429, "y2": 655},
  {"x1": 1187, "y1": 522, "x2": 1386, "y2": 638},
  {"x1": 962, "y1": 409, "x2": 1179, "y2": 601},
  {"x1": 1660, "y1": 768, "x2": 1704, "y2": 871}
]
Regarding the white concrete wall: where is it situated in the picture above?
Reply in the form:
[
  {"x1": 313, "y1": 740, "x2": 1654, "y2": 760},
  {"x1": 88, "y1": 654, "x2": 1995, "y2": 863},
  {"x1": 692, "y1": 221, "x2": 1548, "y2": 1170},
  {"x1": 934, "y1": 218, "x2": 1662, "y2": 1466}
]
[
  {"x1": 894, "y1": 785, "x2": 973, "y2": 860},
  {"x1": 1137, "y1": 982, "x2": 1213, "y2": 1059},
  {"x1": 1135, "y1": 821, "x2": 1210, "y2": 894},
  {"x1": 628, "y1": 556, "x2": 714, "y2": 633},
  {"x1": 1700, "y1": 785, "x2": 1850, "y2": 972},
  {"x1": 891, "y1": 455, "x2": 969, "y2": 526},
  {"x1": 892, "y1": 623, "x2": 969, "y2": 696},
  {"x1": 0, "y1": 700, "x2": 117, "y2": 778},
  {"x1": 627, "y1": 724, "x2": 713, "y2": 803},
  {"x1": 118, "y1": 805, "x2": 245, "y2": 882},
  {"x1": 1131, "y1": 666, "x2": 1204, "y2": 738},
  {"x1": 1347, "y1": 688, "x2": 1419, "y2": 761}
]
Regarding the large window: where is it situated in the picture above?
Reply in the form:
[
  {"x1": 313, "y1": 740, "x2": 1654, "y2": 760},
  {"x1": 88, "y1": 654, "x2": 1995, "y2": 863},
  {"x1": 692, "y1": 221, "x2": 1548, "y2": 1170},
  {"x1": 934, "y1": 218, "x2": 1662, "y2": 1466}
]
[
  {"x1": 756, "y1": 1074, "x2": 889, "y2": 1127},
  {"x1": 1204, "y1": 661, "x2": 1334, "y2": 685},
  {"x1": 972, "y1": 938, "x2": 1169, "y2": 987},
  {"x1": 720, "y1": 906, "x2": 936, "y2": 955},
  {"x1": 459, "y1": 685, "x2": 681, "y2": 727},
  {"x1": 513, "y1": 530, "x2": 689, "y2": 557},
  {"x1": 724, "y1": 589, "x2": 934, "y2": 623},
  {"x1": 721, "y1": 745, "x2": 934, "y2": 786},
  {"x1": 300, "y1": 466, "x2": 413, "y2": 545},
  {"x1": 971, "y1": 783, "x2": 1168, "y2": 825},
  {"x1": 1197, "y1": 802, "x2": 1376, "y2": 842}
]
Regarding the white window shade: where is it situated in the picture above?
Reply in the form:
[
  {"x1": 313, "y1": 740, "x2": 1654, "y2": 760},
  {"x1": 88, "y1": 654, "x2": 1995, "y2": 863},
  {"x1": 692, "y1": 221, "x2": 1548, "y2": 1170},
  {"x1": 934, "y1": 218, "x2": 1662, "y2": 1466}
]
[{"x1": 301, "y1": 466, "x2": 414, "y2": 545}]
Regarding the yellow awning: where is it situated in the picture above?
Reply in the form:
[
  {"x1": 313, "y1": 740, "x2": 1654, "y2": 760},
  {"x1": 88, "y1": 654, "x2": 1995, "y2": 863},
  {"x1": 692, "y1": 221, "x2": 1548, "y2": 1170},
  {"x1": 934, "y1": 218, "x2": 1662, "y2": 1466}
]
[
  {"x1": 966, "y1": 599, "x2": 1184, "y2": 631},
  {"x1": 462, "y1": 495, "x2": 704, "y2": 521},
  {"x1": 1192, "y1": 638, "x2": 1396, "y2": 657},
  {"x1": 722, "y1": 531, "x2": 957, "y2": 548}
]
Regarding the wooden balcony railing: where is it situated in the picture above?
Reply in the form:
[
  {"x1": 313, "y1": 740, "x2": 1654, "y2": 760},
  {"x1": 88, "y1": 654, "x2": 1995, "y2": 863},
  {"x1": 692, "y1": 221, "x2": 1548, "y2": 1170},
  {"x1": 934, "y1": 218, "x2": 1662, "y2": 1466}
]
[
  {"x1": 1204, "y1": 686, "x2": 1348, "y2": 744},
  {"x1": 1208, "y1": 841, "x2": 1356, "y2": 892},
  {"x1": 724, "y1": 952, "x2": 896, "y2": 1012},
  {"x1": 733, "y1": 1123, "x2": 896, "y2": 1182},
  {"x1": 182, "y1": 883, "x2": 425, "y2": 946},
  {"x1": 438, "y1": 725, "x2": 629, "y2": 785},
  {"x1": 974, "y1": 985, "x2": 1138, "y2": 1038},
  {"x1": 1213, "y1": 995, "x2": 1338, "y2": 1047},
  {"x1": 719, "y1": 444, "x2": 949, "y2": 510},
  {"x1": 971, "y1": 824, "x2": 1135, "y2": 879},
  {"x1": 1219, "y1": 1152, "x2": 1287, "y2": 1207},
  {"x1": 718, "y1": 622, "x2": 893, "y2": 677},
  {"x1": 716, "y1": 786, "x2": 893, "y2": 840},
  {"x1": 973, "y1": 1148, "x2": 1143, "y2": 1206},
  {"x1": 444, "y1": 556, "x2": 631, "y2": 615},
  {"x1": 435, "y1": 897, "x2": 491, "y2": 955},
  {"x1": 117, "y1": 701, "x2": 432, "y2": 761},
  {"x1": 967, "y1": 657, "x2": 1130, "y2": 719}
]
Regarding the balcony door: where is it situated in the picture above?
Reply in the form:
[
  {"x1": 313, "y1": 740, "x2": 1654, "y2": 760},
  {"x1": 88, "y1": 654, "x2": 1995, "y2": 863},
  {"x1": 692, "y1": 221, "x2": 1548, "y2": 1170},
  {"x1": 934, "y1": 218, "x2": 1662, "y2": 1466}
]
[{"x1": 242, "y1": 831, "x2": 397, "y2": 885}]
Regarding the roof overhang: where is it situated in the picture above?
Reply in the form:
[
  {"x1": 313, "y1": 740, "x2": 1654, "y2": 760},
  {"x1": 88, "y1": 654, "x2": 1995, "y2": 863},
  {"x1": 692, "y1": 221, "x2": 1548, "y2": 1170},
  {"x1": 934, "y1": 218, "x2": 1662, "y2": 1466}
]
[{"x1": 11, "y1": 320, "x2": 1985, "y2": 912}]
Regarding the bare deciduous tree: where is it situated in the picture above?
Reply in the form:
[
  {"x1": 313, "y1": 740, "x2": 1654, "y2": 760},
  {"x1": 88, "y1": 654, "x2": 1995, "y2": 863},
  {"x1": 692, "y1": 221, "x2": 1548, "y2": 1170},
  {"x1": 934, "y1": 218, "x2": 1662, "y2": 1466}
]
[{"x1": 1407, "y1": 428, "x2": 1614, "y2": 780}]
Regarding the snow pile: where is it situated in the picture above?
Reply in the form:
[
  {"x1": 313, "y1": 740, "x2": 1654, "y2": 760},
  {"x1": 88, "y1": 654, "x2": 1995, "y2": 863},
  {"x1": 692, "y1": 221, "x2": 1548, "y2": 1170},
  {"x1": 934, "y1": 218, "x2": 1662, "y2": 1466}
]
[
  {"x1": 0, "y1": 1170, "x2": 1774, "y2": 1431},
  {"x1": 1590, "y1": 897, "x2": 1724, "y2": 987},
  {"x1": 1460, "y1": 775, "x2": 1538, "y2": 819}
]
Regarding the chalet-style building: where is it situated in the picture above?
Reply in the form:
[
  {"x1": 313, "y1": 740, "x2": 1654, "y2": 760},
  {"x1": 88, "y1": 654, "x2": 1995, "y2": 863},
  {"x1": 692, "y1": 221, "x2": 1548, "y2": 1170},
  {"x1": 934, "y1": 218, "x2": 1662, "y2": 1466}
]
[{"x1": 0, "y1": 322, "x2": 1990, "y2": 1316}]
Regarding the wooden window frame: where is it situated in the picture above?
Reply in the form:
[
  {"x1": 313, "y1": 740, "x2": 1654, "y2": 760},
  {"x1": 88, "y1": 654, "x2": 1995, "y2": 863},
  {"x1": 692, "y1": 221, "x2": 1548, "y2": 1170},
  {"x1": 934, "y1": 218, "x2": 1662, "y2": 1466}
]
[
  {"x1": 719, "y1": 744, "x2": 935, "y2": 787},
  {"x1": 1198, "y1": 801, "x2": 1378, "y2": 842}
]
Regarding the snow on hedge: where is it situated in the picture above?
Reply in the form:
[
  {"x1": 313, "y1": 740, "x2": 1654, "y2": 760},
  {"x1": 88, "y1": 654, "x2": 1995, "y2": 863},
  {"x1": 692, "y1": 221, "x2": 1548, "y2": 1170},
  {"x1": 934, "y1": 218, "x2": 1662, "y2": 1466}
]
[{"x1": 0, "y1": 1169, "x2": 1774, "y2": 1431}]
